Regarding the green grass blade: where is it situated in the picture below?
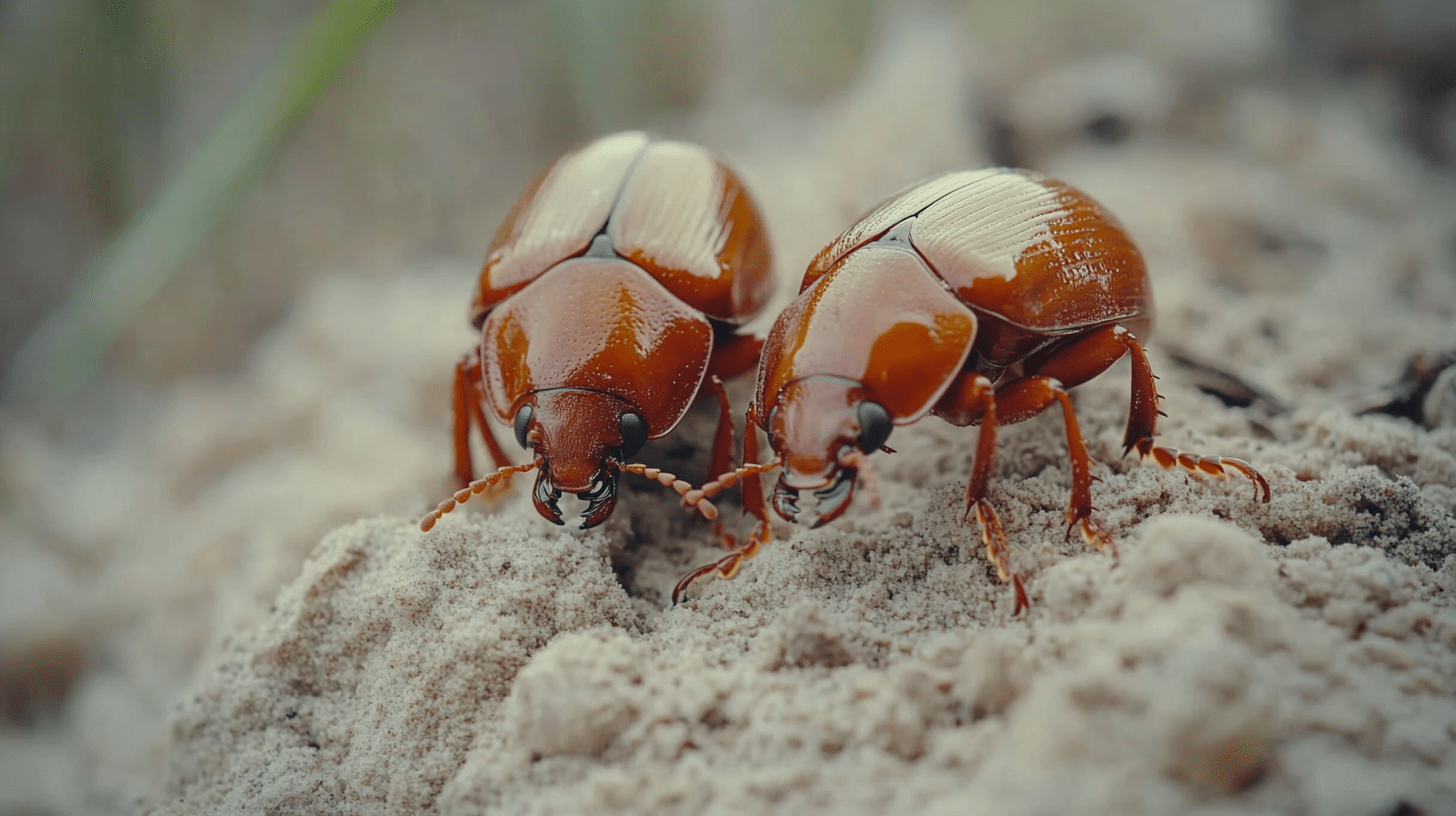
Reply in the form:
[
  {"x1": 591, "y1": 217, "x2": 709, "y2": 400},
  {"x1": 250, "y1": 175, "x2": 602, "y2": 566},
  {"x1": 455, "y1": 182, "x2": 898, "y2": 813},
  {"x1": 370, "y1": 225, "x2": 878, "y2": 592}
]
[{"x1": 7, "y1": 0, "x2": 404, "y2": 402}]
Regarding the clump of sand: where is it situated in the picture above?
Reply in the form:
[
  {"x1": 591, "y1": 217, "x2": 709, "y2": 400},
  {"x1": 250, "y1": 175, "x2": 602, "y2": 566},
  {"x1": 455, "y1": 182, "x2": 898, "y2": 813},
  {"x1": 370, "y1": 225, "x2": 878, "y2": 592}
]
[{"x1": 146, "y1": 509, "x2": 1455, "y2": 815}]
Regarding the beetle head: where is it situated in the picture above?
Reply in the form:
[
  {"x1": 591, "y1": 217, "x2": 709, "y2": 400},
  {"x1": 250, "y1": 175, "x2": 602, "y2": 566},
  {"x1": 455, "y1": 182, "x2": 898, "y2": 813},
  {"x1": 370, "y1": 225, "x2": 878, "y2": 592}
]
[
  {"x1": 767, "y1": 376, "x2": 893, "y2": 527},
  {"x1": 511, "y1": 389, "x2": 649, "y2": 529}
]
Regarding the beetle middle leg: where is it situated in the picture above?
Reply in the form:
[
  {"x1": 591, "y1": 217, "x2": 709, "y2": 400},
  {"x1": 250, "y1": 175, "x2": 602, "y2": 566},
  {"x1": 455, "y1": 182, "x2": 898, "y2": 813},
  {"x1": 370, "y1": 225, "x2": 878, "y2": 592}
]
[
  {"x1": 986, "y1": 375, "x2": 1111, "y2": 556},
  {"x1": 933, "y1": 372, "x2": 1030, "y2": 615}
]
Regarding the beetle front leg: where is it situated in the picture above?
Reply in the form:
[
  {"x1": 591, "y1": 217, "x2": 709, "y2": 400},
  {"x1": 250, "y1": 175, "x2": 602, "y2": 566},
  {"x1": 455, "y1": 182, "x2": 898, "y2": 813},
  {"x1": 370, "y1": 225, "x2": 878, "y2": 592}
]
[
  {"x1": 672, "y1": 408, "x2": 777, "y2": 603},
  {"x1": 934, "y1": 372, "x2": 1029, "y2": 615},
  {"x1": 703, "y1": 375, "x2": 736, "y2": 520},
  {"x1": 452, "y1": 349, "x2": 514, "y2": 490},
  {"x1": 701, "y1": 375, "x2": 748, "y2": 550}
]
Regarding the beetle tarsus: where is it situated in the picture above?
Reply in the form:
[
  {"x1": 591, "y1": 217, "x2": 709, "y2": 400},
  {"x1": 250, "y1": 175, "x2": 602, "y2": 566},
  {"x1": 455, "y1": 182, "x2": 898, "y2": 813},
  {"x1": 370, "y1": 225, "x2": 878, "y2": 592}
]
[
  {"x1": 971, "y1": 499, "x2": 1029, "y2": 612},
  {"x1": 1010, "y1": 574, "x2": 1029, "y2": 616},
  {"x1": 1066, "y1": 515, "x2": 1114, "y2": 555},
  {"x1": 672, "y1": 518, "x2": 772, "y2": 603},
  {"x1": 1138, "y1": 442, "x2": 1271, "y2": 503}
]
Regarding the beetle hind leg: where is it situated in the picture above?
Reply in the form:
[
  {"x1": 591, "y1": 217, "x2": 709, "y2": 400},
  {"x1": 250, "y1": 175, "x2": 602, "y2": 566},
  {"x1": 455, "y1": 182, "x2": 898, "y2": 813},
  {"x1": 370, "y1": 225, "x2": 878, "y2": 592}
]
[
  {"x1": 1138, "y1": 445, "x2": 1271, "y2": 503},
  {"x1": 1117, "y1": 333, "x2": 1271, "y2": 503}
]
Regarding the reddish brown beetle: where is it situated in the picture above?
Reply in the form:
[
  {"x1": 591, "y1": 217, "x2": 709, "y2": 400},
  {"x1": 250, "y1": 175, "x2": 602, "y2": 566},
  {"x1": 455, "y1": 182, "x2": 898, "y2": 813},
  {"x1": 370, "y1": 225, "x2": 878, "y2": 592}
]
[
  {"x1": 420, "y1": 132, "x2": 773, "y2": 532},
  {"x1": 676, "y1": 167, "x2": 1270, "y2": 608}
]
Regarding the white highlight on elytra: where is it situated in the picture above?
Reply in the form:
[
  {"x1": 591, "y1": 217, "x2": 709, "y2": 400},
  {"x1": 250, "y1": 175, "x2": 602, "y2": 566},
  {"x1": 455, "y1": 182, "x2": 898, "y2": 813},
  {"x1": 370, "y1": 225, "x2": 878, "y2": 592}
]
[{"x1": 913, "y1": 169, "x2": 1064, "y2": 281}]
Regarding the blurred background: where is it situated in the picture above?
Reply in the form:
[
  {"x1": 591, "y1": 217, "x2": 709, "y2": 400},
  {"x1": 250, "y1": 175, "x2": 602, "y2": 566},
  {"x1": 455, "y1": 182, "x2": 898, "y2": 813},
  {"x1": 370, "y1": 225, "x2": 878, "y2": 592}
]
[
  {"x1": 4, "y1": 0, "x2": 1456, "y2": 812},
  {"x1": 3, "y1": 0, "x2": 1455, "y2": 399}
]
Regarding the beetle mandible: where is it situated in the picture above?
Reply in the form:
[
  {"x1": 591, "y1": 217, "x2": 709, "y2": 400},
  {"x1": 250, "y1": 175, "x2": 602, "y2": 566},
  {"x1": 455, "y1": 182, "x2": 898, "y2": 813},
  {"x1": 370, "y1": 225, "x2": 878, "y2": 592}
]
[
  {"x1": 675, "y1": 167, "x2": 1270, "y2": 608},
  {"x1": 420, "y1": 132, "x2": 774, "y2": 532}
]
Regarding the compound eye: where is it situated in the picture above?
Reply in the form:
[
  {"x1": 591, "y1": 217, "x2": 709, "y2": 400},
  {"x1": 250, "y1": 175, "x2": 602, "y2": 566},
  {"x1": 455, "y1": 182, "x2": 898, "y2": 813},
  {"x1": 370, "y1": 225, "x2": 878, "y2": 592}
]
[
  {"x1": 513, "y1": 404, "x2": 534, "y2": 450},
  {"x1": 619, "y1": 412, "x2": 648, "y2": 459},
  {"x1": 856, "y1": 400, "x2": 893, "y2": 453}
]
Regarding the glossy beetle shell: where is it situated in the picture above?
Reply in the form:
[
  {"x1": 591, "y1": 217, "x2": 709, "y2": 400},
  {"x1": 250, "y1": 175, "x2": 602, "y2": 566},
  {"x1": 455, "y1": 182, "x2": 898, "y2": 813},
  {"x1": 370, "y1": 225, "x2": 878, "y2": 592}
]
[
  {"x1": 474, "y1": 131, "x2": 773, "y2": 330},
  {"x1": 758, "y1": 167, "x2": 1152, "y2": 426},
  {"x1": 478, "y1": 132, "x2": 774, "y2": 439}
]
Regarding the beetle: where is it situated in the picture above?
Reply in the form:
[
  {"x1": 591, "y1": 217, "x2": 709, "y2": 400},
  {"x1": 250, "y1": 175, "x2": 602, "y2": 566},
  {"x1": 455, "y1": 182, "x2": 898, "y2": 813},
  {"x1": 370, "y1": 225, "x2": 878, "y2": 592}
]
[
  {"x1": 420, "y1": 132, "x2": 774, "y2": 532},
  {"x1": 674, "y1": 167, "x2": 1270, "y2": 608}
]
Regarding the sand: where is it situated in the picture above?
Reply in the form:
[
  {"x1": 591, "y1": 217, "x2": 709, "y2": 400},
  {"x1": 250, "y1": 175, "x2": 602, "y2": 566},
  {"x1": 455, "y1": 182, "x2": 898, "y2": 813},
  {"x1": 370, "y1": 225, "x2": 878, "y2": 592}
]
[{"x1": 2, "y1": 8, "x2": 1455, "y2": 816}]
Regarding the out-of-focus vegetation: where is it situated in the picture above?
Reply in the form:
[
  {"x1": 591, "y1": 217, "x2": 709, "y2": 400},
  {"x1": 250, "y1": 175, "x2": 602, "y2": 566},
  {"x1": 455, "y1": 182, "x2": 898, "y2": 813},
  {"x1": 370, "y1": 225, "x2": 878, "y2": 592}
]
[
  {"x1": 7, "y1": 0, "x2": 403, "y2": 400},
  {"x1": 1, "y1": 0, "x2": 1452, "y2": 402},
  {"x1": 0, "y1": 0, "x2": 881, "y2": 401}
]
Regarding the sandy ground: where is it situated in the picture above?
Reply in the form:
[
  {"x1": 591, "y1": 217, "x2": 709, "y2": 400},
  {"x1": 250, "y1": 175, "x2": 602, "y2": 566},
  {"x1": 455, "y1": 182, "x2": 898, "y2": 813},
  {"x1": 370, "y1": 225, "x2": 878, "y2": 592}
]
[{"x1": 3, "y1": 9, "x2": 1456, "y2": 816}]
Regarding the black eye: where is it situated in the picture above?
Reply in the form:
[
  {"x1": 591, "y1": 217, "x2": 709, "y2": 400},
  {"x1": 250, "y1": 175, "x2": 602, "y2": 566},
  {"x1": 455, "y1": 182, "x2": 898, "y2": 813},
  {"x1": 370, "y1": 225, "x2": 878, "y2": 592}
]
[
  {"x1": 619, "y1": 412, "x2": 648, "y2": 459},
  {"x1": 513, "y1": 404, "x2": 534, "y2": 449},
  {"x1": 856, "y1": 401, "x2": 892, "y2": 453}
]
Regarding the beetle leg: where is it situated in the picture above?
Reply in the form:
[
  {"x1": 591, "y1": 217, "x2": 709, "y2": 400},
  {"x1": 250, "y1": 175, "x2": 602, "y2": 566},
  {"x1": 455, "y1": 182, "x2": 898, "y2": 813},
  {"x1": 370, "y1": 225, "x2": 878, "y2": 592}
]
[
  {"x1": 452, "y1": 350, "x2": 514, "y2": 490},
  {"x1": 450, "y1": 354, "x2": 477, "y2": 488},
  {"x1": 973, "y1": 501, "x2": 1029, "y2": 616},
  {"x1": 1110, "y1": 327, "x2": 1165, "y2": 459},
  {"x1": 707, "y1": 331, "x2": 765, "y2": 380},
  {"x1": 1116, "y1": 333, "x2": 1271, "y2": 503},
  {"x1": 420, "y1": 459, "x2": 541, "y2": 532},
  {"x1": 694, "y1": 368, "x2": 764, "y2": 548},
  {"x1": 671, "y1": 517, "x2": 773, "y2": 604},
  {"x1": 739, "y1": 407, "x2": 773, "y2": 545},
  {"x1": 1033, "y1": 325, "x2": 1270, "y2": 503},
  {"x1": 934, "y1": 372, "x2": 1029, "y2": 613},
  {"x1": 703, "y1": 375, "x2": 736, "y2": 548},
  {"x1": 989, "y1": 375, "x2": 1115, "y2": 556}
]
